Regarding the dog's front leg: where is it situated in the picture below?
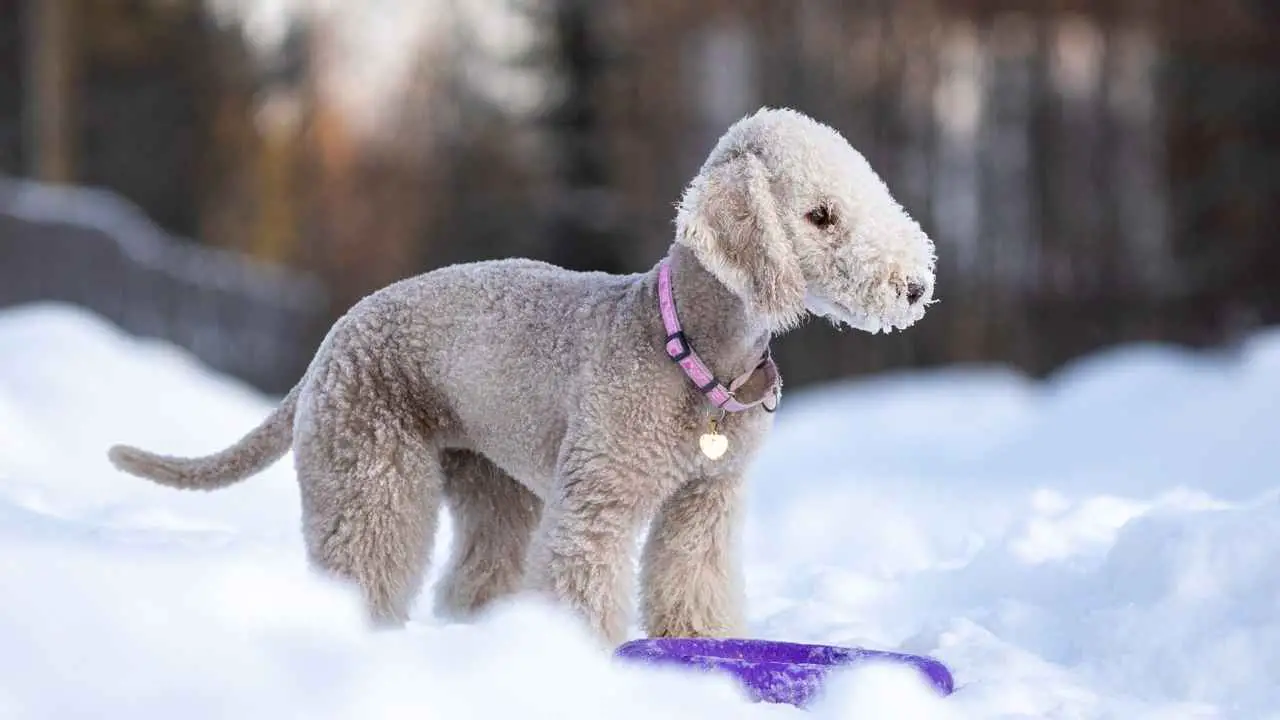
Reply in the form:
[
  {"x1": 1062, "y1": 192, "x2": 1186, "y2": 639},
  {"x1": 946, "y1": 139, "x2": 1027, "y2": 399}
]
[
  {"x1": 523, "y1": 464, "x2": 657, "y2": 646},
  {"x1": 639, "y1": 473, "x2": 746, "y2": 638}
]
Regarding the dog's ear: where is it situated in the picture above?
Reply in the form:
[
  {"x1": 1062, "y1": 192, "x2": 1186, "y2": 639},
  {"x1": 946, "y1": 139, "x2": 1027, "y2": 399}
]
[{"x1": 676, "y1": 152, "x2": 807, "y2": 329}]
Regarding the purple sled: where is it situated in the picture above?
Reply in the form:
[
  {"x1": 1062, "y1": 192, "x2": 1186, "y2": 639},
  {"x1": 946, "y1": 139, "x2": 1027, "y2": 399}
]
[{"x1": 614, "y1": 637, "x2": 954, "y2": 709}]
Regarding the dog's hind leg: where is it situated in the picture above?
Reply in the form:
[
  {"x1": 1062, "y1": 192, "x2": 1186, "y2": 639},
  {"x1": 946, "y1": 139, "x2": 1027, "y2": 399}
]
[
  {"x1": 293, "y1": 393, "x2": 442, "y2": 627},
  {"x1": 434, "y1": 450, "x2": 542, "y2": 621}
]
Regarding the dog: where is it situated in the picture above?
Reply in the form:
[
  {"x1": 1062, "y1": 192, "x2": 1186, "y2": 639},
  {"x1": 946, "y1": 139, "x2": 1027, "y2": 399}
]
[{"x1": 108, "y1": 107, "x2": 936, "y2": 645}]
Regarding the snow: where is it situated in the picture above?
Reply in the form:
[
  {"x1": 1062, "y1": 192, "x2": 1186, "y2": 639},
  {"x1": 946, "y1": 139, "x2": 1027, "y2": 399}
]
[
  {"x1": 1, "y1": 300, "x2": 1278, "y2": 719},
  {"x1": 0, "y1": 176, "x2": 324, "y2": 304}
]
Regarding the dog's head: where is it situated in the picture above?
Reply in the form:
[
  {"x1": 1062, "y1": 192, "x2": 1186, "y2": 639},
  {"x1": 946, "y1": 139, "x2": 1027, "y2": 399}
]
[{"x1": 675, "y1": 107, "x2": 936, "y2": 334}]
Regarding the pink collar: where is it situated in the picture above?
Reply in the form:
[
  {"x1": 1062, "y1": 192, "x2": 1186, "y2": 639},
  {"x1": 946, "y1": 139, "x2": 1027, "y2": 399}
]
[{"x1": 658, "y1": 257, "x2": 780, "y2": 413}]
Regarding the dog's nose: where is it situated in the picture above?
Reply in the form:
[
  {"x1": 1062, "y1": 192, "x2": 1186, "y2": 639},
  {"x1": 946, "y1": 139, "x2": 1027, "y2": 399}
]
[{"x1": 905, "y1": 280, "x2": 926, "y2": 305}]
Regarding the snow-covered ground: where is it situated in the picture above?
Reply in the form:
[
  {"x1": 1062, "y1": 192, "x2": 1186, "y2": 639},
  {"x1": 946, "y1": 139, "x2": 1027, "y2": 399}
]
[{"x1": 1, "y1": 301, "x2": 1277, "y2": 719}]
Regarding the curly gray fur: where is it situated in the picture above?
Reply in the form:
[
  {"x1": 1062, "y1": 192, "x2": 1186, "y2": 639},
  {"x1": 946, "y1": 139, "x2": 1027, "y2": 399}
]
[{"x1": 107, "y1": 107, "x2": 936, "y2": 645}]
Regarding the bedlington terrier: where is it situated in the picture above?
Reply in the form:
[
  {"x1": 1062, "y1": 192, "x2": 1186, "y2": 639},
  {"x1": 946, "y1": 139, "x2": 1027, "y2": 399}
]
[{"x1": 107, "y1": 107, "x2": 936, "y2": 645}]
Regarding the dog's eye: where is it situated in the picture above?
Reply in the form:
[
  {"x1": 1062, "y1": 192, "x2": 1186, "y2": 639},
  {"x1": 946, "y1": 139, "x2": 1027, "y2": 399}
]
[{"x1": 805, "y1": 205, "x2": 834, "y2": 229}]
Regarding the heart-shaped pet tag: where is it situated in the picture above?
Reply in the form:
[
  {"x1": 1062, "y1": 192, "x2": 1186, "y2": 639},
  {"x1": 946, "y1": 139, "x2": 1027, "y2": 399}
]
[{"x1": 699, "y1": 432, "x2": 729, "y2": 460}]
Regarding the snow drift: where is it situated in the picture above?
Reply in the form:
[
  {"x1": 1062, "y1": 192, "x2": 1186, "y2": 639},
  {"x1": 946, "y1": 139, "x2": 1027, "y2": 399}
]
[{"x1": 1, "y1": 301, "x2": 1277, "y2": 719}]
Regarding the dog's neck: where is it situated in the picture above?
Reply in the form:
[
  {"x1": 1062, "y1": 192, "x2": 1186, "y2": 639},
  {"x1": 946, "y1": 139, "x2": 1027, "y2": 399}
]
[{"x1": 656, "y1": 243, "x2": 772, "y2": 382}]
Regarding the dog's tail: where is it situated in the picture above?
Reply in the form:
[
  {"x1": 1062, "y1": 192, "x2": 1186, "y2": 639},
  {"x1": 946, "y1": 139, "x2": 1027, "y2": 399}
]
[{"x1": 107, "y1": 384, "x2": 300, "y2": 491}]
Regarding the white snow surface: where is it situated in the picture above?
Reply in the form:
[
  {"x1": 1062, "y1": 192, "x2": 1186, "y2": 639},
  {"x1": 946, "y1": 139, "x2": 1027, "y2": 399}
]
[{"x1": 2, "y1": 301, "x2": 1278, "y2": 719}]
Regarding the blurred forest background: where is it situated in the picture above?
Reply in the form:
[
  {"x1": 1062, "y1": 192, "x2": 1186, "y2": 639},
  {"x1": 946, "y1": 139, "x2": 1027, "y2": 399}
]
[{"x1": 1, "y1": 0, "x2": 1277, "y2": 395}]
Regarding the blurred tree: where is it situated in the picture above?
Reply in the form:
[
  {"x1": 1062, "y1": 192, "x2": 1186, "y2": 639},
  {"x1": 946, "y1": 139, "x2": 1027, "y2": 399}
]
[
  {"x1": 5, "y1": 0, "x2": 274, "y2": 253},
  {"x1": 3, "y1": 0, "x2": 1277, "y2": 393},
  {"x1": 23, "y1": 0, "x2": 77, "y2": 183},
  {"x1": 539, "y1": 0, "x2": 629, "y2": 274},
  {"x1": 1163, "y1": 0, "x2": 1280, "y2": 339},
  {"x1": 0, "y1": 0, "x2": 20, "y2": 173},
  {"x1": 14, "y1": 0, "x2": 261, "y2": 243}
]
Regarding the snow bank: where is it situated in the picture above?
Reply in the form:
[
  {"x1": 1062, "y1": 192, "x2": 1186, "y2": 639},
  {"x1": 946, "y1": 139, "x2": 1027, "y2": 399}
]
[{"x1": 2, "y1": 301, "x2": 1278, "y2": 718}]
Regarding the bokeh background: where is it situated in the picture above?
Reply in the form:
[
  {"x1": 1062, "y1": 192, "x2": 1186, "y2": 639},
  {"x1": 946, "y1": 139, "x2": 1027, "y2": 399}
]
[{"x1": 2, "y1": 0, "x2": 1277, "y2": 395}]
